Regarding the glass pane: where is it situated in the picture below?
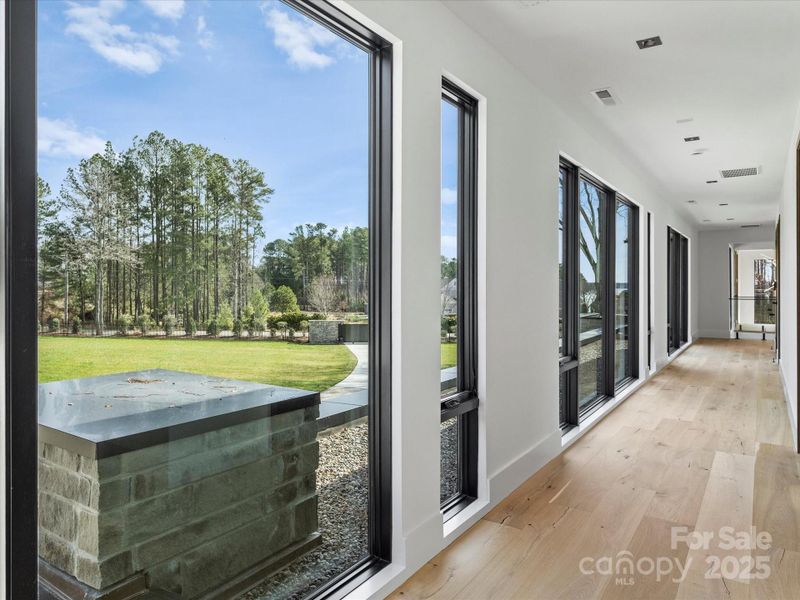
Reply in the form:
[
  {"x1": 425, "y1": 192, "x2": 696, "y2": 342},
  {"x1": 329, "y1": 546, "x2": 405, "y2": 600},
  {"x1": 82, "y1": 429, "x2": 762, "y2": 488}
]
[
  {"x1": 578, "y1": 179, "x2": 604, "y2": 409},
  {"x1": 440, "y1": 417, "x2": 460, "y2": 504},
  {"x1": 754, "y1": 258, "x2": 777, "y2": 324},
  {"x1": 614, "y1": 201, "x2": 631, "y2": 384},
  {"x1": 37, "y1": 2, "x2": 372, "y2": 598},
  {"x1": 441, "y1": 99, "x2": 459, "y2": 397}
]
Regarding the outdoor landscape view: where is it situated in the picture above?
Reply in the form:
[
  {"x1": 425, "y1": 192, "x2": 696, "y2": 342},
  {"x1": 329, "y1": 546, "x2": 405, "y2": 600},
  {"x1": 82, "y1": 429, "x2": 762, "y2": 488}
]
[{"x1": 35, "y1": 2, "x2": 453, "y2": 599}]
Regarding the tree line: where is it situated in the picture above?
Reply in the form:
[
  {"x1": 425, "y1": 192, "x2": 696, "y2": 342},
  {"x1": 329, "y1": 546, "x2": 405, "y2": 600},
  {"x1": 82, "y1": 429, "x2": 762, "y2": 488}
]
[{"x1": 38, "y1": 131, "x2": 369, "y2": 334}]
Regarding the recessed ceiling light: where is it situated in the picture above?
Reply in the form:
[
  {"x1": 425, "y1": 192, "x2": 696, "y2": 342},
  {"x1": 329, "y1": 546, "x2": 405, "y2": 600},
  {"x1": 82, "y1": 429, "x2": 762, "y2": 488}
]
[
  {"x1": 719, "y1": 203, "x2": 729, "y2": 206},
  {"x1": 706, "y1": 180, "x2": 718, "y2": 184},
  {"x1": 684, "y1": 136, "x2": 700, "y2": 142},
  {"x1": 636, "y1": 36, "x2": 663, "y2": 50}
]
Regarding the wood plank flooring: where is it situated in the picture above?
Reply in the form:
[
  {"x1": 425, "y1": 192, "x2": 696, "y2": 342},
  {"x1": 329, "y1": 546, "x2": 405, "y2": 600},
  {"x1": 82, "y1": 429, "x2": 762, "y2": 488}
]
[{"x1": 390, "y1": 340, "x2": 800, "y2": 600}]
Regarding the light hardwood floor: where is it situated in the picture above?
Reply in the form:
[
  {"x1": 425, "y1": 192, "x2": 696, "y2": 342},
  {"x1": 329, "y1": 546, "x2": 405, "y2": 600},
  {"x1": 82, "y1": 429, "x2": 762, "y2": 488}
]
[{"x1": 390, "y1": 339, "x2": 800, "y2": 600}]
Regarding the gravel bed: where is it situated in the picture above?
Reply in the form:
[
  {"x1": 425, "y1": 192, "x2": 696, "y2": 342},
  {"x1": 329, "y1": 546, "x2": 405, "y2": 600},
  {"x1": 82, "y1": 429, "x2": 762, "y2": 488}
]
[
  {"x1": 239, "y1": 423, "x2": 369, "y2": 600},
  {"x1": 440, "y1": 418, "x2": 459, "y2": 503},
  {"x1": 240, "y1": 417, "x2": 459, "y2": 598}
]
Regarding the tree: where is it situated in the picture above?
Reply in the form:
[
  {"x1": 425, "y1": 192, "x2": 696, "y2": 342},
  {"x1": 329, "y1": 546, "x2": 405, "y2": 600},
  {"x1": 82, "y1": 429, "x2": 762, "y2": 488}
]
[
  {"x1": 308, "y1": 274, "x2": 339, "y2": 316},
  {"x1": 441, "y1": 255, "x2": 457, "y2": 280},
  {"x1": 270, "y1": 285, "x2": 299, "y2": 313},
  {"x1": 218, "y1": 302, "x2": 234, "y2": 331},
  {"x1": 38, "y1": 130, "x2": 279, "y2": 331},
  {"x1": 61, "y1": 144, "x2": 137, "y2": 334}
]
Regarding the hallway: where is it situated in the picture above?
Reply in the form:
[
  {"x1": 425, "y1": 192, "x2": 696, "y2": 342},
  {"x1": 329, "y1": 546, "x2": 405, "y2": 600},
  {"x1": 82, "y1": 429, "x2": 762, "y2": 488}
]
[{"x1": 392, "y1": 340, "x2": 800, "y2": 599}]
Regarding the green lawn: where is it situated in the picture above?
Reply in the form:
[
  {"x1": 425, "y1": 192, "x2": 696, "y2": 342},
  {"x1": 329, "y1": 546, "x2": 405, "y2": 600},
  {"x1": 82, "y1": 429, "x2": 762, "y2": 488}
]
[
  {"x1": 441, "y1": 342, "x2": 457, "y2": 369},
  {"x1": 38, "y1": 336, "x2": 358, "y2": 392}
]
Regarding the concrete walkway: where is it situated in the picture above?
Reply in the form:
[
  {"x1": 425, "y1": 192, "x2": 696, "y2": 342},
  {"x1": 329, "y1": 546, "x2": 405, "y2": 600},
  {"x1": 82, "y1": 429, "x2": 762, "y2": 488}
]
[
  {"x1": 318, "y1": 344, "x2": 368, "y2": 430},
  {"x1": 321, "y1": 343, "x2": 368, "y2": 400}
]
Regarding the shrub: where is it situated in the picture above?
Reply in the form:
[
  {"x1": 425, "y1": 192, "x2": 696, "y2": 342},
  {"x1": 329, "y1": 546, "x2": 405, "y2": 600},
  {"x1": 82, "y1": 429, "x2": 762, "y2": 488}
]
[
  {"x1": 117, "y1": 314, "x2": 133, "y2": 336},
  {"x1": 207, "y1": 318, "x2": 219, "y2": 337},
  {"x1": 267, "y1": 311, "x2": 324, "y2": 332},
  {"x1": 50, "y1": 317, "x2": 60, "y2": 332},
  {"x1": 218, "y1": 302, "x2": 234, "y2": 331},
  {"x1": 268, "y1": 325, "x2": 277, "y2": 339},
  {"x1": 270, "y1": 285, "x2": 299, "y2": 313},
  {"x1": 251, "y1": 289, "x2": 269, "y2": 318},
  {"x1": 163, "y1": 314, "x2": 177, "y2": 336},
  {"x1": 299, "y1": 320, "x2": 309, "y2": 337},
  {"x1": 248, "y1": 316, "x2": 265, "y2": 338},
  {"x1": 136, "y1": 313, "x2": 154, "y2": 335},
  {"x1": 233, "y1": 318, "x2": 243, "y2": 338},
  {"x1": 287, "y1": 327, "x2": 296, "y2": 340},
  {"x1": 276, "y1": 321, "x2": 288, "y2": 340},
  {"x1": 186, "y1": 317, "x2": 197, "y2": 337},
  {"x1": 71, "y1": 316, "x2": 82, "y2": 334}
]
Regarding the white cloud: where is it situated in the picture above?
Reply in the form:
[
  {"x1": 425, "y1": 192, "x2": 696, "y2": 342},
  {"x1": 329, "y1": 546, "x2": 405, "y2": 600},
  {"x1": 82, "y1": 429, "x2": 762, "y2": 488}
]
[
  {"x1": 440, "y1": 235, "x2": 457, "y2": 259},
  {"x1": 64, "y1": 0, "x2": 179, "y2": 75},
  {"x1": 39, "y1": 117, "x2": 106, "y2": 158},
  {"x1": 441, "y1": 187, "x2": 457, "y2": 205},
  {"x1": 262, "y1": 3, "x2": 338, "y2": 70},
  {"x1": 141, "y1": 0, "x2": 185, "y2": 20},
  {"x1": 196, "y1": 15, "x2": 214, "y2": 50}
]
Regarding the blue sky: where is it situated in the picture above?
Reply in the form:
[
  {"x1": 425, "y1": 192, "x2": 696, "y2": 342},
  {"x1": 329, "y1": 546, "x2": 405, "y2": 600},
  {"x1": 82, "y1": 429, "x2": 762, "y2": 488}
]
[
  {"x1": 441, "y1": 99, "x2": 458, "y2": 260},
  {"x1": 37, "y1": 0, "x2": 371, "y2": 246}
]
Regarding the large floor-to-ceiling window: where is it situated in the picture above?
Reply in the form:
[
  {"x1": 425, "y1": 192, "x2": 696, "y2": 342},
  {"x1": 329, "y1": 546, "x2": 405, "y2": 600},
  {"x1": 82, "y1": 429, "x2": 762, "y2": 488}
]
[
  {"x1": 667, "y1": 226, "x2": 689, "y2": 354},
  {"x1": 439, "y1": 80, "x2": 479, "y2": 517},
  {"x1": 9, "y1": 1, "x2": 392, "y2": 598},
  {"x1": 559, "y1": 159, "x2": 639, "y2": 429}
]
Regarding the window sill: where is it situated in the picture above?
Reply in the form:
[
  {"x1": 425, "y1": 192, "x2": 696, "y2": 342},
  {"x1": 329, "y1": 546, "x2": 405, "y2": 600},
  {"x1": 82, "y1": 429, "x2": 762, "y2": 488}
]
[{"x1": 561, "y1": 375, "x2": 647, "y2": 449}]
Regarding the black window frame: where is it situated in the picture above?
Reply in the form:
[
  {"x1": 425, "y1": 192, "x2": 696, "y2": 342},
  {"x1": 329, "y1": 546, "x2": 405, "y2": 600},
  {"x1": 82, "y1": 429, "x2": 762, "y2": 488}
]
[
  {"x1": 613, "y1": 195, "x2": 639, "y2": 390},
  {"x1": 439, "y1": 79, "x2": 479, "y2": 520},
  {"x1": 5, "y1": 1, "x2": 394, "y2": 598},
  {"x1": 667, "y1": 226, "x2": 689, "y2": 355},
  {"x1": 559, "y1": 158, "x2": 639, "y2": 431}
]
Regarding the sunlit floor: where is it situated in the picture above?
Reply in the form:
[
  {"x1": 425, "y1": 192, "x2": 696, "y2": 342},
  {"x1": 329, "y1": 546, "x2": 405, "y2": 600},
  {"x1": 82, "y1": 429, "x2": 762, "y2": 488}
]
[{"x1": 390, "y1": 339, "x2": 800, "y2": 599}]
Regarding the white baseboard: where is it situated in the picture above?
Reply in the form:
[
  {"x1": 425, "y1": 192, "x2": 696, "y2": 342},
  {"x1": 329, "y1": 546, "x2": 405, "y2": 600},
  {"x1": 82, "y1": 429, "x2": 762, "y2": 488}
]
[
  {"x1": 487, "y1": 429, "x2": 562, "y2": 505},
  {"x1": 696, "y1": 329, "x2": 732, "y2": 339},
  {"x1": 655, "y1": 338, "x2": 693, "y2": 371},
  {"x1": 779, "y1": 361, "x2": 799, "y2": 453}
]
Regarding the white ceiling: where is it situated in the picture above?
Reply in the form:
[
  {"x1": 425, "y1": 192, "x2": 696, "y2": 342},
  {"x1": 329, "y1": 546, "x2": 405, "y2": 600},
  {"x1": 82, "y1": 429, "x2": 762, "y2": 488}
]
[{"x1": 443, "y1": 0, "x2": 800, "y2": 229}]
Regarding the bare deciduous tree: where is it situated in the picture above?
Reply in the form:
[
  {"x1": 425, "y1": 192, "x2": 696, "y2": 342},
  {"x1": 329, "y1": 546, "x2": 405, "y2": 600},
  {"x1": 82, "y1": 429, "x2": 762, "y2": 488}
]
[{"x1": 308, "y1": 274, "x2": 339, "y2": 316}]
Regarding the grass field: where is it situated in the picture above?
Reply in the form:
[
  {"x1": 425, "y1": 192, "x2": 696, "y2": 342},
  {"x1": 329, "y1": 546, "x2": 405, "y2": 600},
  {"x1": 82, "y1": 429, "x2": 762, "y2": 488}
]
[
  {"x1": 441, "y1": 342, "x2": 457, "y2": 369},
  {"x1": 39, "y1": 337, "x2": 459, "y2": 390},
  {"x1": 38, "y1": 336, "x2": 358, "y2": 392}
]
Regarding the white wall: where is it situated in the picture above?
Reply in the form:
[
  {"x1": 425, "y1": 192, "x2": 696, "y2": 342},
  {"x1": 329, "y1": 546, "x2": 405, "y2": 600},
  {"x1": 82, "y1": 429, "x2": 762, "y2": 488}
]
[
  {"x1": 776, "y1": 100, "x2": 800, "y2": 452},
  {"x1": 341, "y1": 1, "x2": 699, "y2": 597},
  {"x1": 696, "y1": 228, "x2": 774, "y2": 338}
]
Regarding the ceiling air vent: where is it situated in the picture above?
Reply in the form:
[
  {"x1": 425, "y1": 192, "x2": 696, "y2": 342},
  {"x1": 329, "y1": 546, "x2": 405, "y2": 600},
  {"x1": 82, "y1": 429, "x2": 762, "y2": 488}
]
[
  {"x1": 740, "y1": 224, "x2": 761, "y2": 228},
  {"x1": 592, "y1": 88, "x2": 618, "y2": 106},
  {"x1": 720, "y1": 166, "x2": 760, "y2": 178}
]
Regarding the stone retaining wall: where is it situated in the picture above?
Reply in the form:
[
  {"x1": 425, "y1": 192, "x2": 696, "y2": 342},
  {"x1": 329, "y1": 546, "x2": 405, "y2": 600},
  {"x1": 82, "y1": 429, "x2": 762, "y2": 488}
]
[
  {"x1": 38, "y1": 406, "x2": 320, "y2": 598},
  {"x1": 308, "y1": 320, "x2": 342, "y2": 344}
]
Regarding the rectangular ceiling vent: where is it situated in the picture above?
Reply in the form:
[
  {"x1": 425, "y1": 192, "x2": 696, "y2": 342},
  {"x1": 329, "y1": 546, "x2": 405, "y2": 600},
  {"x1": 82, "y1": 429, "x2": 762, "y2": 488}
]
[
  {"x1": 740, "y1": 224, "x2": 761, "y2": 228},
  {"x1": 720, "y1": 166, "x2": 760, "y2": 179},
  {"x1": 592, "y1": 88, "x2": 618, "y2": 106}
]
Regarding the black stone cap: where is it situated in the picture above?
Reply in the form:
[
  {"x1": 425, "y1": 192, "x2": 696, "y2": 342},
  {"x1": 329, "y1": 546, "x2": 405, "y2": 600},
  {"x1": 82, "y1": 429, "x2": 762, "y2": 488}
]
[{"x1": 38, "y1": 369, "x2": 320, "y2": 459}]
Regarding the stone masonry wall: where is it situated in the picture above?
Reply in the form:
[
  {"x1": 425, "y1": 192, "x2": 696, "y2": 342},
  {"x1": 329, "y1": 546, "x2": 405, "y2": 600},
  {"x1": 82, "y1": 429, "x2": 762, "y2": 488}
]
[
  {"x1": 38, "y1": 405, "x2": 319, "y2": 598},
  {"x1": 308, "y1": 320, "x2": 342, "y2": 344}
]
